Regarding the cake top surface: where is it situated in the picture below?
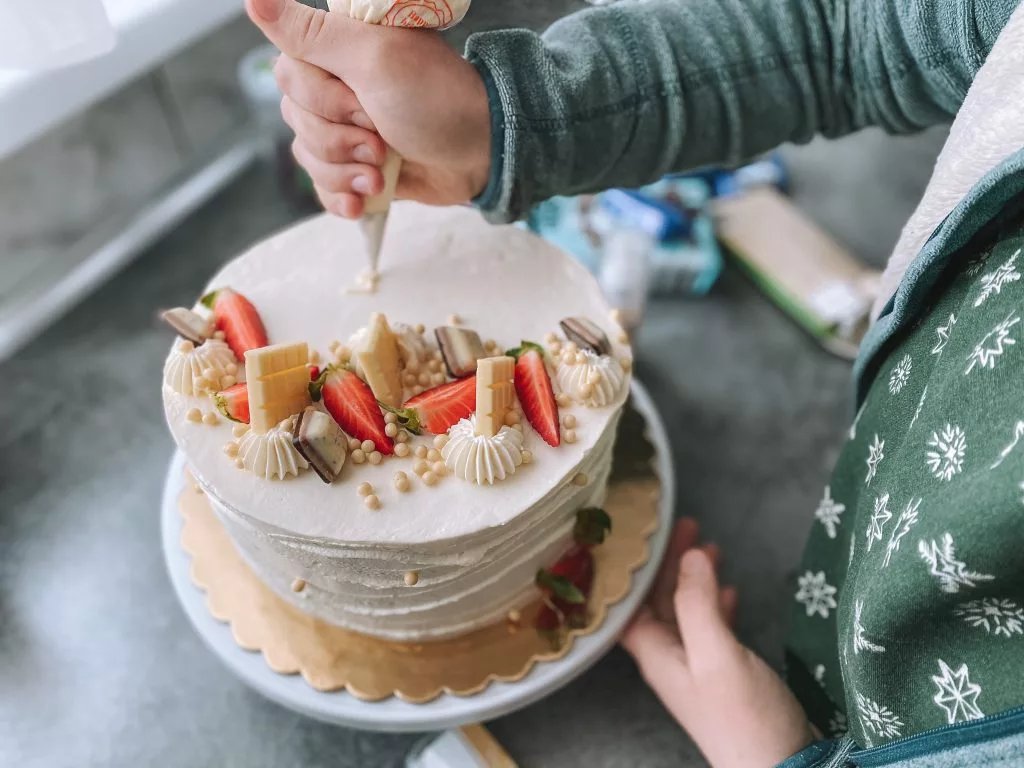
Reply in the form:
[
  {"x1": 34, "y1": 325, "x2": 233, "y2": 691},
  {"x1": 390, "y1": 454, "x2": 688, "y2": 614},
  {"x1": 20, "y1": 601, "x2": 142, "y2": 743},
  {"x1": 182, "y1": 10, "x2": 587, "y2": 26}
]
[{"x1": 163, "y1": 203, "x2": 631, "y2": 546}]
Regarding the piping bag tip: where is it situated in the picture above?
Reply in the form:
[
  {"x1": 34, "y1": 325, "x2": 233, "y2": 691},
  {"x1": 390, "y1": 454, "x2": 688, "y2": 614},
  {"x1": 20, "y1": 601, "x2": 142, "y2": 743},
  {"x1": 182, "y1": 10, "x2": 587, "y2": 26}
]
[{"x1": 360, "y1": 209, "x2": 390, "y2": 273}]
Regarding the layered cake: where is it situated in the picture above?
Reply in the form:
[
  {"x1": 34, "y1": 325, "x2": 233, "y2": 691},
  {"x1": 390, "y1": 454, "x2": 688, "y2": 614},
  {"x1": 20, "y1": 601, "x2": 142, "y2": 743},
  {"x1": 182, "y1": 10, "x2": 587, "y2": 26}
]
[{"x1": 162, "y1": 203, "x2": 633, "y2": 641}]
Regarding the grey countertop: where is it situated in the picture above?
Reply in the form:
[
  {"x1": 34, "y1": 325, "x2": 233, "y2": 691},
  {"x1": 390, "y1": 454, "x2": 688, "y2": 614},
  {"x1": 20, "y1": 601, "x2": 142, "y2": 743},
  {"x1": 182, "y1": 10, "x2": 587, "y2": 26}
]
[{"x1": 0, "y1": 54, "x2": 947, "y2": 768}]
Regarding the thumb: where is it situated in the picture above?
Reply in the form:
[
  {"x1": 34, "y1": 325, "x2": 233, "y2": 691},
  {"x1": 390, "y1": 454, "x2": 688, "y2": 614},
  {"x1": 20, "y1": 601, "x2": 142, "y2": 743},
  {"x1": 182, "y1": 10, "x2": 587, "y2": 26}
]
[
  {"x1": 246, "y1": 0, "x2": 356, "y2": 75},
  {"x1": 674, "y1": 549, "x2": 735, "y2": 654}
]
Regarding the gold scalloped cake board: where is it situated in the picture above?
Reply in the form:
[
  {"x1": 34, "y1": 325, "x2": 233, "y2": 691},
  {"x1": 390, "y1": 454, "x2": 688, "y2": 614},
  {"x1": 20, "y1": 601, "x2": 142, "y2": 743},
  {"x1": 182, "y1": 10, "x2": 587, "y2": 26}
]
[{"x1": 179, "y1": 400, "x2": 661, "y2": 703}]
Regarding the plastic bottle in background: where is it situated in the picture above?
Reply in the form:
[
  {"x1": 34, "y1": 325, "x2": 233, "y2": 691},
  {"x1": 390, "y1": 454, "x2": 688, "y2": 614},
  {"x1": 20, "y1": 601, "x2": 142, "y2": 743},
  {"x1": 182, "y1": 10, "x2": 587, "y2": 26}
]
[
  {"x1": 0, "y1": 0, "x2": 115, "y2": 70},
  {"x1": 598, "y1": 228, "x2": 653, "y2": 336}
]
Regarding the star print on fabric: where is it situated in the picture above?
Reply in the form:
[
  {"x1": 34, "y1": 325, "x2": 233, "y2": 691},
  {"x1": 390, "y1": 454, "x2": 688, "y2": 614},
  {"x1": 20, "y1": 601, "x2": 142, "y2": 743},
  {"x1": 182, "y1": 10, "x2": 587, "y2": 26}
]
[
  {"x1": 932, "y1": 660, "x2": 984, "y2": 724},
  {"x1": 795, "y1": 571, "x2": 838, "y2": 619},
  {"x1": 828, "y1": 711, "x2": 848, "y2": 738},
  {"x1": 888, "y1": 354, "x2": 913, "y2": 395},
  {"x1": 931, "y1": 314, "x2": 957, "y2": 356},
  {"x1": 954, "y1": 598, "x2": 1024, "y2": 637},
  {"x1": 964, "y1": 311, "x2": 1019, "y2": 375},
  {"x1": 918, "y1": 533, "x2": 994, "y2": 593},
  {"x1": 813, "y1": 664, "x2": 826, "y2": 684},
  {"x1": 883, "y1": 498, "x2": 921, "y2": 567},
  {"x1": 856, "y1": 692, "x2": 904, "y2": 744},
  {"x1": 865, "y1": 434, "x2": 885, "y2": 486},
  {"x1": 814, "y1": 485, "x2": 845, "y2": 539},
  {"x1": 990, "y1": 421, "x2": 1024, "y2": 469},
  {"x1": 974, "y1": 248, "x2": 1021, "y2": 307},
  {"x1": 909, "y1": 385, "x2": 928, "y2": 431},
  {"x1": 866, "y1": 493, "x2": 892, "y2": 553},
  {"x1": 853, "y1": 600, "x2": 886, "y2": 654},
  {"x1": 926, "y1": 424, "x2": 967, "y2": 481}
]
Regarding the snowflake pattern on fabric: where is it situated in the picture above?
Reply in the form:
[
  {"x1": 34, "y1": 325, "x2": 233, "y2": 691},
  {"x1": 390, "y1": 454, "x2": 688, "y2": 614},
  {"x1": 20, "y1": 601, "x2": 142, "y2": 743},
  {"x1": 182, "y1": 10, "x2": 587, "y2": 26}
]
[
  {"x1": 795, "y1": 571, "x2": 838, "y2": 619},
  {"x1": 829, "y1": 711, "x2": 849, "y2": 738},
  {"x1": 866, "y1": 493, "x2": 892, "y2": 553},
  {"x1": 990, "y1": 421, "x2": 1024, "y2": 469},
  {"x1": 853, "y1": 600, "x2": 886, "y2": 654},
  {"x1": 815, "y1": 486, "x2": 846, "y2": 539},
  {"x1": 954, "y1": 599, "x2": 1024, "y2": 637},
  {"x1": 932, "y1": 660, "x2": 984, "y2": 724},
  {"x1": 931, "y1": 314, "x2": 957, "y2": 356},
  {"x1": 909, "y1": 386, "x2": 928, "y2": 431},
  {"x1": 918, "y1": 533, "x2": 994, "y2": 593},
  {"x1": 964, "y1": 311, "x2": 1019, "y2": 375},
  {"x1": 926, "y1": 424, "x2": 967, "y2": 481},
  {"x1": 888, "y1": 355, "x2": 913, "y2": 395},
  {"x1": 974, "y1": 249, "x2": 1021, "y2": 307},
  {"x1": 813, "y1": 664, "x2": 826, "y2": 684},
  {"x1": 857, "y1": 692, "x2": 904, "y2": 744},
  {"x1": 850, "y1": 401, "x2": 867, "y2": 440},
  {"x1": 865, "y1": 434, "x2": 885, "y2": 486},
  {"x1": 883, "y1": 498, "x2": 921, "y2": 568}
]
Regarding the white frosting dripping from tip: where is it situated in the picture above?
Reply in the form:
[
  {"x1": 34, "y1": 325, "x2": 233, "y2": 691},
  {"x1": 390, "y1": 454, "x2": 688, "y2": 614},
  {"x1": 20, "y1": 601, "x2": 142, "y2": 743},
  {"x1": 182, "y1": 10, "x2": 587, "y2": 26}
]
[
  {"x1": 442, "y1": 417, "x2": 524, "y2": 485},
  {"x1": 238, "y1": 420, "x2": 310, "y2": 480},
  {"x1": 556, "y1": 350, "x2": 624, "y2": 407}
]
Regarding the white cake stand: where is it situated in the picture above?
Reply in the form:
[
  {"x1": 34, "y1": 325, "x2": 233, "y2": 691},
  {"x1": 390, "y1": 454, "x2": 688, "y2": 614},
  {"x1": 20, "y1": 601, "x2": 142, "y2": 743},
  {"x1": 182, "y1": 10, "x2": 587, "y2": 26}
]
[{"x1": 161, "y1": 381, "x2": 675, "y2": 732}]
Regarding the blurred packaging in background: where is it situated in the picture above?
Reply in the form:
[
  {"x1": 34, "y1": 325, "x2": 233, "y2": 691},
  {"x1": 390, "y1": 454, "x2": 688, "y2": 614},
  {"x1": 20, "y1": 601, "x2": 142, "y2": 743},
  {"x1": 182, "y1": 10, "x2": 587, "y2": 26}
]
[{"x1": 0, "y1": 0, "x2": 116, "y2": 69}]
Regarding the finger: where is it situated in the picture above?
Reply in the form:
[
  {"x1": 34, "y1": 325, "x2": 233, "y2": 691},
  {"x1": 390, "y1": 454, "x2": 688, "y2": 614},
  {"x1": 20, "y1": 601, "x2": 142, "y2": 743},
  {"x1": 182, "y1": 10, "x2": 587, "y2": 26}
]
[
  {"x1": 281, "y1": 97, "x2": 385, "y2": 164},
  {"x1": 274, "y1": 56, "x2": 374, "y2": 128},
  {"x1": 674, "y1": 548, "x2": 736, "y2": 655},
  {"x1": 702, "y1": 542, "x2": 721, "y2": 572},
  {"x1": 315, "y1": 185, "x2": 364, "y2": 219},
  {"x1": 719, "y1": 585, "x2": 739, "y2": 628},
  {"x1": 651, "y1": 517, "x2": 699, "y2": 622},
  {"x1": 247, "y1": 0, "x2": 369, "y2": 78},
  {"x1": 621, "y1": 607, "x2": 687, "y2": 679},
  {"x1": 292, "y1": 139, "x2": 383, "y2": 197}
]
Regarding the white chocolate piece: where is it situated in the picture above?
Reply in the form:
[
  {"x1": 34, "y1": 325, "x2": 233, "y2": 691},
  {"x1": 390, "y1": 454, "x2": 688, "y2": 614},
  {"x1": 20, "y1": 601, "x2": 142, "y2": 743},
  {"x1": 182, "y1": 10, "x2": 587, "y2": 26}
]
[
  {"x1": 356, "y1": 312, "x2": 403, "y2": 408},
  {"x1": 161, "y1": 307, "x2": 212, "y2": 345},
  {"x1": 245, "y1": 342, "x2": 311, "y2": 433},
  {"x1": 475, "y1": 356, "x2": 515, "y2": 437}
]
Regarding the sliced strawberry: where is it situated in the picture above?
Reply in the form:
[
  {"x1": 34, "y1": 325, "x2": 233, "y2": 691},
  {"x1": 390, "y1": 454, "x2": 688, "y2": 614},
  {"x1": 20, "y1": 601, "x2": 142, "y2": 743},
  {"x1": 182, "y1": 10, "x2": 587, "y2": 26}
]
[
  {"x1": 386, "y1": 376, "x2": 476, "y2": 435},
  {"x1": 213, "y1": 382, "x2": 249, "y2": 424},
  {"x1": 200, "y1": 288, "x2": 268, "y2": 360},
  {"x1": 309, "y1": 364, "x2": 320, "y2": 382},
  {"x1": 311, "y1": 366, "x2": 393, "y2": 454},
  {"x1": 507, "y1": 341, "x2": 560, "y2": 447},
  {"x1": 536, "y1": 544, "x2": 594, "y2": 634}
]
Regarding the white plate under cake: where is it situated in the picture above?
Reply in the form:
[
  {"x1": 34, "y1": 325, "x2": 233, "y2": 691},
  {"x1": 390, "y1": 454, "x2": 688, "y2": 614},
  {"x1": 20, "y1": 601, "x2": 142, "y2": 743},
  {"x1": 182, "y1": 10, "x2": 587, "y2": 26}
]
[{"x1": 162, "y1": 203, "x2": 633, "y2": 642}]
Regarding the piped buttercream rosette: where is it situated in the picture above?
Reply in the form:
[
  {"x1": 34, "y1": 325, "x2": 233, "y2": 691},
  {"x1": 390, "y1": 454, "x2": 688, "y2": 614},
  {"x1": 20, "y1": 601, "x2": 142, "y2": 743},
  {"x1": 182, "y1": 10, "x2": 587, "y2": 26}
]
[
  {"x1": 442, "y1": 416, "x2": 524, "y2": 485},
  {"x1": 556, "y1": 350, "x2": 624, "y2": 407}
]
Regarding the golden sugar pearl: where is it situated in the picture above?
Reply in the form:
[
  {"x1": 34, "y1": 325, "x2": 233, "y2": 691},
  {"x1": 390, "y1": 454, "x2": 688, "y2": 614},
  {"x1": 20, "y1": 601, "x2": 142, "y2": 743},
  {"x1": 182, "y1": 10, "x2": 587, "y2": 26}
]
[
  {"x1": 404, "y1": 571, "x2": 419, "y2": 586},
  {"x1": 357, "y1": 482, "x2": 373, "y2": 496},
  {"x1": 220, "y1": 375, "x2": 236, "y2": 389},
  {"x1": 564, "y1": 341, "x2": 578, "y2": 356},
  {"x1": 213, "y1": 330, "x2": 226, "y2": 341},
  {"x1": 572, "y1": 472, "x2": 588, "y2": 486},
  {"x1": 433, "y1": 433, "x2": 449, "y2": 449},
  {"x1": 620, "y1": 358, "x2": 634, "y2": 372},
  {"x1": 308, "y1": 350, "x2": 320, "y2": 365},
  {"x1": 427, "y1": 358, "x2": 442, "y2": 373},
  {"x1": 202, "y1": 367, "x2": 217, "y2": 381},
  {"x1": 521, "y1": 450, "x2": 533, "y2": 464},
  {"x1": 364, "y1": 494, "x2": 381, "y2": 510},
  {"x1": 351, "y1": 449, "x2": 366, "y2": 464},
  {"x1": 225, "y1": 362, "x2": 238, "y2": 375},
  {"x1": 563, "y1": 414, "x2": 577, "y2": 429},
  {"x1": 405, "y1": 357, "x2": 421, "y2": 373},
  {"x1": 422, "y1": 471, "x2": 438, "y2": 486},
  {"x1": 232, "y1": 423, "x2": 249, "y2": 437},
  {"x1": 574, "y1": 352, "x2": 588, "y2": 366},
  {"x1": 394, "y1": 443, "x2": 411, "y2": 458},
  {"x1": 337, "y1": 345, "x2": 352, "y2": 361},
  {"x1": 544, "y1": 331, "x2": 558, "y2": 344},
  {"x1": 385, "y1": 423, "x2": 399, "y2": 437},
  {"x1": 186, "y1": 408, "x2": 202, "y2": 423},
  {"x1": 431, "y1": 461, "x2": 446, "y2": 475},
  {"x1": 384, "y1": 411, "x2": 398, "y2": 425},
  {"x1": 580, "y1": 383, "x2": 595, "y2": 399},
  {"x1": 447, "y1": 313, "x2": 462, "y2": 325},
  {"x1": 418, "y1": 372, "x2": 431, "y2": 386},
  {"x1": 291, "y1": 578, "x2": 306, "y2": 593},
  {"x1": 359, "y1": 439, "x2": 373, "y2": 453},
  {"x1": 224, "y1": 442, "x2": 239, "y2": 457},
  {"x1": 564, "y1": 429, "x2": 578, "y2": 443},
  {"x1": 403, "y1": 372, "x2": 417, "y2": 387},
  {"x1": 610, "y1": 308, "x2": 623, "y2": 324},
  {"x1": 549, "y1": 343, "x2": 562, "y2": 356},
  {"x1": 426, "y1": 449, "x2": 442, "y2": 462},
  {"x1": 432, "y1": 349, "x2": 444, "y2": 362},
  {"x1": 177, "y1": 339, "x2": 195, "y2": 354},
  {"x1": 556, "y1": 393, "x2": 572, "y2": 408},
  {"x1": 413, "y1": 459, "x2": 429, "y2": 475},
  {"x1": 328, "y1": 340, "x2": 340, "y2": 353},
  {"x1": 431, "y1": 372, "x2": 446, "y2": 386},
  {"x1": 507, "y1": 608, "x2": 522, "y2": 623},
  {"x1": 202, "y1": 412, "x2": 220, "y2": 426},
  {"x1": 368, "y1": 451, "x2": 383, "y2": 465},
  {"x1": 347, "y1": 437, "x2": 361, "y2": 451},
  {"x1": 234, "y1": 458, "x2": 245, "y2": 469},
  {"x1": 587, "y1": 370, "x2": 602, "y2": 385},
  {"x1": 503, "y1": 411, "x2": 520, "y2": 426},
  {"x1": 396, "y1": 430, "x2": 410, "y2": 443},
  {"x1": 414, "y1": 323, "x2": 426, "y2": 335},
  {"x1": 394, "y1": 471, "x2": 410, "y2": 491},
  {"x1": 560, "y1": 352, "x2": 574, "y2": 366},
  {"x1": 617, "y1": 331, "x2": 630, "y2": 344},
  {"x1": 414, "y1": 445, "x2": 428, "y2": 459}
]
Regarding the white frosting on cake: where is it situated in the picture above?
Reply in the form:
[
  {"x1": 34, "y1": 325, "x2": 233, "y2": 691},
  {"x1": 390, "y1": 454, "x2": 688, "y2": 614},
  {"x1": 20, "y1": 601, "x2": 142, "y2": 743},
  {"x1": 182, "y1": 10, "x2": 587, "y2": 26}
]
[{"x1": 163, "y1": 203, "x2": 631, "y2": 641}]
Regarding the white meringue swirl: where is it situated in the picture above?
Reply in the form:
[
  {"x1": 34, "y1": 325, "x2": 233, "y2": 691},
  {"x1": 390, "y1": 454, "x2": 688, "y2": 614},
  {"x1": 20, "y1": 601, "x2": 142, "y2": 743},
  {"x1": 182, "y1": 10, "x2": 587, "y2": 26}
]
[
  {"x1": 442, "y1": 417, "x2": 524, "y2": 485},
  {"x1": 163, "y1": 338, "x2": 237, "y2": 396},
  {"x1": 556, "y1": 350, "x2": 624, "y2": 407},
  {"x1": 238, "y1": 420, "x2": 309, "y2": 480}
]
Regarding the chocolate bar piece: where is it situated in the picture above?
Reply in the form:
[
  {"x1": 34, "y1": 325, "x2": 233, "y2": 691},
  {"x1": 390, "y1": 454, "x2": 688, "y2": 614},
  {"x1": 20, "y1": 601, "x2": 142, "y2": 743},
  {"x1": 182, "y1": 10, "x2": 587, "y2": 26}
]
[
  {"x1": 559, "y1": 316, "x2": 611, "y2": 355},
  {"x1": 161, "y1": 307, "x2": 211, "y2": 345},
  {"x1": 435, "y1": 326, "x2": 486, "y2": 378},
  {"x1": 293, "y1": 406, "x2": 347, "y2": 483}
]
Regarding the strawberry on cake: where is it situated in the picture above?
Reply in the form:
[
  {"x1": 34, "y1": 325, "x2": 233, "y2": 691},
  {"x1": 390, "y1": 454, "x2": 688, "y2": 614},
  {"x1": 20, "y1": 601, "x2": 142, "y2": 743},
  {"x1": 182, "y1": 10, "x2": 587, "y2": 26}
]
[{"x1": 161, "y1": 203, "x2": 633, "y2": 642}]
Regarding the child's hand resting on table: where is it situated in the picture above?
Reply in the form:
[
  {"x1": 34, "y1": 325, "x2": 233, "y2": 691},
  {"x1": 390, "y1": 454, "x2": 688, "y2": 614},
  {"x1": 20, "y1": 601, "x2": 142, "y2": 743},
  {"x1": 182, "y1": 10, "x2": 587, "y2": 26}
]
[
  {"x1": 622, "y1": 518, "x2": 814, "y2": 768},
  {"x1": 246, "y1": 0, "x2": 491, "y2": 218}
]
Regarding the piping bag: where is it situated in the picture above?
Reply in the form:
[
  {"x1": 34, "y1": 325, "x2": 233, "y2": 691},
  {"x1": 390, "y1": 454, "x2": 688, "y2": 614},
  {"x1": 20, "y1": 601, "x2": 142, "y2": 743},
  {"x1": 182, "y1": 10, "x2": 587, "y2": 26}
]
[{"x1": 297, "y1": 0, "x2": 472, "y2": 280}]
